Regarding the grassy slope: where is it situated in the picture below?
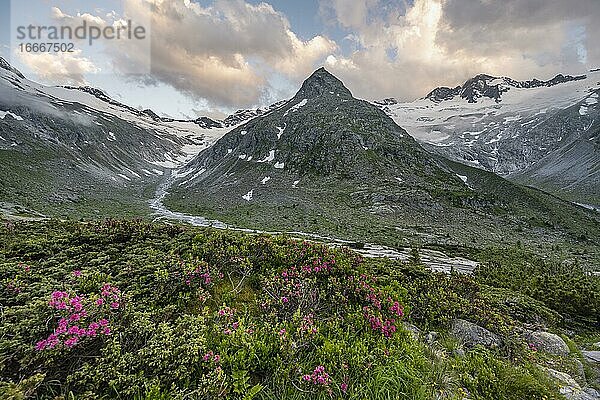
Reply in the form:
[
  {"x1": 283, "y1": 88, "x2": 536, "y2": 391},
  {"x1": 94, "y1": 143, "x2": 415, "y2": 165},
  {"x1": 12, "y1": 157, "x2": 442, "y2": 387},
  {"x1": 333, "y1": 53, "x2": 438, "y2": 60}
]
[
  {"x1": 0, "y1": 148, "x2": 156, "y2": 219},
  {"x1": 1, "y1": 219, "x2": 597, "y2": 399}
]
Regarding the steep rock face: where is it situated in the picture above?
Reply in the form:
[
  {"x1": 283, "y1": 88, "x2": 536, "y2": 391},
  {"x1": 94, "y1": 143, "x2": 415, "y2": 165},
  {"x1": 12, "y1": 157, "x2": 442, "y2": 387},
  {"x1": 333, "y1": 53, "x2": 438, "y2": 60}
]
[
  {"x1": 373, "y1": 98, "x2": 399, "y2": 106},
  {"x1": 193, "y1": 116, "x2": 224, "y2": 129},
  {"x1": 425, "y1": 86, "x2": 462, "y2": 103},
  {"x1": 0, "y1": 57, "x2": 25, "y2": 79},
  {"x1": 222, "y1": 100, "x2": 287, "y2": 128}
]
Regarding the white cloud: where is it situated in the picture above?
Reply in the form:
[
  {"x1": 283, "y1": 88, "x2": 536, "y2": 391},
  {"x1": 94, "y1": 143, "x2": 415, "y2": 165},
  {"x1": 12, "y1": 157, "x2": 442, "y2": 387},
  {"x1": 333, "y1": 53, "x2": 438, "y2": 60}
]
[
  {"x1": 320, "y1": 0, "x2": 379, "y2": 30},
  {"x1": 50, "y1": 6, "x2": 108, "y2": 27},
  {"x1": 19, "y1": 0, "x2": 596, "y2": 110},
  {"x1": 320, "y1": 0, "x2": 599, "y2": 102},
  {"x1": 17, "y1": 50, "x2": 100, "y2": 86},
  {"x1": 50, "y1": 0, "x2": 336, "y2": 108}
]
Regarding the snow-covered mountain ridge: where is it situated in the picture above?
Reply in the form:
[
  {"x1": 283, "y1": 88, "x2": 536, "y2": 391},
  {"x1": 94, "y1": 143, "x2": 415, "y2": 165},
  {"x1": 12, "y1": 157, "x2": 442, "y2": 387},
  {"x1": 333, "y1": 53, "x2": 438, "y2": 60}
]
[
  {"x1": 376, "y1": 70, "x2": 600, "y2": 204},
  {"x1": 425, "y1": 73, "x2": 586, "y2": 103}
]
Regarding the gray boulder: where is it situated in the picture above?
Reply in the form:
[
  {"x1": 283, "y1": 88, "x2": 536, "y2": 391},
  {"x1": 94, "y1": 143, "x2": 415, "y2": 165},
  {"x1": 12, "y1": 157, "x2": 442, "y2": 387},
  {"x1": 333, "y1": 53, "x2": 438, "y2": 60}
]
[
  {"x1": 584, "y1": 388, "x2": 600, "y2": 400},
  {"x1": 449, "y1": 319, "x2": 502, "y2": 349},
  {"x1": 425, "y1": 331, "x2": 439, "y2": 344},
  {"x1": 402, "y1": 322, "x2": 422, "y2": 340},
  {"x1": 527, "y1": 331, "x2": 570, "y2": 356},
  {"x1": 543, "y1": 367, "x2": 600, "y2": 400},
  {"x1": 583, "y1": 351, "x2": 600, "y2": 364}
]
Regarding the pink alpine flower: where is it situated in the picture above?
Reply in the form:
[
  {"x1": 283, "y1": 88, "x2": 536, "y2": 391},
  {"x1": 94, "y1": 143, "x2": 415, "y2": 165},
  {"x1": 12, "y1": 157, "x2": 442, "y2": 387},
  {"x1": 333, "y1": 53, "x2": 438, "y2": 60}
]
[
  {"x1": 36, "y1": 284, "x2": 121, "y2": 351},
  {"x1": 203, "y1": 351, "x2": 214, "y2": 362},
  {"x1": 341, "y1": 382, "x2": 348, "y2": 393}
]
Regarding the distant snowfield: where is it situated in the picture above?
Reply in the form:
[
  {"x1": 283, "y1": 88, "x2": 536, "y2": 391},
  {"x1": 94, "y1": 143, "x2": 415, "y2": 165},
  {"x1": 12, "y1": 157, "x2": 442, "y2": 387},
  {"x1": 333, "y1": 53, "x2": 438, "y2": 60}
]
[{"x1": 383, "y1": 70, "x2": 600, "y2": 144}]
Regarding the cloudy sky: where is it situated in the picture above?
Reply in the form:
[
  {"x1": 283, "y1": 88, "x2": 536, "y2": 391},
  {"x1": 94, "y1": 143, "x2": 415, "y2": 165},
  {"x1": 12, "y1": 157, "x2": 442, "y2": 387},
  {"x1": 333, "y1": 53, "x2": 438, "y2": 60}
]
[{"x1": 1, "y1": 0, "x2": 598, "y2": 118}]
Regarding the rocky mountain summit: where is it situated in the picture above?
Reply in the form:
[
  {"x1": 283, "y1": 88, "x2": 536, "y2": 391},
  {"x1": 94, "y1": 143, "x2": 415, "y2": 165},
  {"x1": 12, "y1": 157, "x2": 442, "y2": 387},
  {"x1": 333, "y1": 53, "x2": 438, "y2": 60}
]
[
  {"x1": 166, "y1": 68, "x2": 599, "y2": 253},
  {"x1": 172, "y1": 67, "x2": 464, "y2": 197},
  {"x1": 425, "y1": 73, "x2": 587, "y2": 103}
]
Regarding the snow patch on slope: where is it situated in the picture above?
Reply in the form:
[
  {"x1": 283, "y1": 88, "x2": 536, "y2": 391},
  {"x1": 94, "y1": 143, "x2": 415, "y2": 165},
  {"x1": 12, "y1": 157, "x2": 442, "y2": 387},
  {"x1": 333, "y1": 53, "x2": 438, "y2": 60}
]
[
  {"x1": 276, "y1": 125, "x2": 285, "y2": 139},
  {"x1": 257, "y1": 150, "x2": 275, "y2": 163},
  {"x1": 284, "y1": 99, "x2": 307, "y2": 116},
  {"x1": 242, "y1": 190, "x2": 253, "y2": 201},
  {"x1": 0, "y1": 110, "x2": 23, "y2": 120}
]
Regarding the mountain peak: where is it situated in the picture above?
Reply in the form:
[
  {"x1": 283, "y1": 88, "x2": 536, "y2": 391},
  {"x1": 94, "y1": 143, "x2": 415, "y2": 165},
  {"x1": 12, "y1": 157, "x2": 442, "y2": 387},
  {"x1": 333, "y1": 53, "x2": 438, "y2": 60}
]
[
  {"x1": 175, "y1": 64, "x2": 455, "y2": 193},
  {"x1": 295, "y1": 67, "x2": 352, "y2": 99},
  {"x1": 423, "y1": 72, "x2": 586, "y2": 103}
]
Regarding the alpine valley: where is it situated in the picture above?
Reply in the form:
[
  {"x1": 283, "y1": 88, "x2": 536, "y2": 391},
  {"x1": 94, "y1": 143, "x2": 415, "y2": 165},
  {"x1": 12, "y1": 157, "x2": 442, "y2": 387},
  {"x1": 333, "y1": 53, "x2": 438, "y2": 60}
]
[
  {"x1": 165, "y1": 67, "x2": 600, "y2": 265},
  {"x1": 1, "y1": 58, "x2": 599, "y2": 265},
  {"x1": 3, "y1": 58, "x2": 600, "y2": 400}
]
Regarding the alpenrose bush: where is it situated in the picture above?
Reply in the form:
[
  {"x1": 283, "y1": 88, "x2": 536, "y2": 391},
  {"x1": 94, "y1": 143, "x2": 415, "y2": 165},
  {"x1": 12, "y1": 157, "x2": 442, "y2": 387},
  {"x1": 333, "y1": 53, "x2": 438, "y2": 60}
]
[
  {"x1": 261, "y1": 244, "x2": 405, "y2": 339},
  {"x1": 0, "y1": 221, "x2": 417, "y2": 399},
  {"x1": 0, "y1": 220, "x2": 573, "y2": 399},
  {"x1": 251, "y1": 241, "x2": 407, "y2": 395},
  {"x1": 35, "y1": 283, "x2": 122, "y2": 350}
]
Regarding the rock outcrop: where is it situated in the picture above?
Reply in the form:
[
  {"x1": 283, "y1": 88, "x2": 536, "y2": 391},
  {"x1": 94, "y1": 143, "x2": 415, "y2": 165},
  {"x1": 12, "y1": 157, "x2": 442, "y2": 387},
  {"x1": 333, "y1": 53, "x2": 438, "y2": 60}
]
[{"x1": 450, "y1": 319, "x2": 502, "y2": 349}]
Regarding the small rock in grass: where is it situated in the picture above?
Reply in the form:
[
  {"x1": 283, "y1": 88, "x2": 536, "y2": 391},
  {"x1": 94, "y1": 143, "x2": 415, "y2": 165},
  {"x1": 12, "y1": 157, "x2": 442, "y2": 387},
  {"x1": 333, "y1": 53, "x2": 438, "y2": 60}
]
[
  {"x1": 425, "y1": 331, "x2": 438, "y2": 344},
  {"x1": 402, "y1": 322, "x2": 421, "y2": 340},
  {"x1": 450, "y1": 319, "x2": 502, "y2": 349},
  {"x1": 527, "y1": 331, "x2": 570, "y2": 356},
  {"x1": 582, "y1": 351, "x2": 600, "y2": 364},
  {"x1": 543, "y1": 367, "x2": 599, "y2": 400}
]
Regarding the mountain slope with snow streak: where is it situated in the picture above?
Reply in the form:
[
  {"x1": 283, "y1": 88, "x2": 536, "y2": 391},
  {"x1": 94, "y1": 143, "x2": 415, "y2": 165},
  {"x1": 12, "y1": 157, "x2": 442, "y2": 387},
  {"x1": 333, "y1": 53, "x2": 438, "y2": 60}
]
[
  {"x1": 0, "y1": 57, "x2": 236, "y2": 217},
  {"x1": 378, "y1": 70, "x2": 600, "y2": 204}
]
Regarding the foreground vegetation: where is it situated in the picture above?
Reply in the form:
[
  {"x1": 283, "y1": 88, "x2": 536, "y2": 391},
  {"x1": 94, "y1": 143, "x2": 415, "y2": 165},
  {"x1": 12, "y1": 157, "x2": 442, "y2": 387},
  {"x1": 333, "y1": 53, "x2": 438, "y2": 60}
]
[{"x1": 0, "y1": 219, "x2": 598, "y2": 399}]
